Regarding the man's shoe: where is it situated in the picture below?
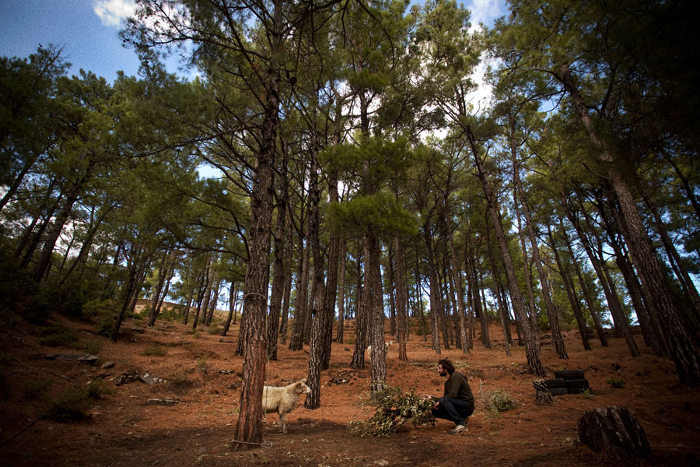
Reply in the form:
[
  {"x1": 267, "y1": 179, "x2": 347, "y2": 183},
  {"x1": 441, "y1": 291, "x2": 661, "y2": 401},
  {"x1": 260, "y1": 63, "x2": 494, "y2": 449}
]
[{"x1": 449, "y1": 424, "x2": 466, "y2": 434}]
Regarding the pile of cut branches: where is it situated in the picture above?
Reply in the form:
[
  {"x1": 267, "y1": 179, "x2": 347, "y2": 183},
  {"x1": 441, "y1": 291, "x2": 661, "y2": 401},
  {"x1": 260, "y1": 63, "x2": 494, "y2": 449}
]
[{"x1": 350, "y1": 386, "x2": 436, "y2": 437}]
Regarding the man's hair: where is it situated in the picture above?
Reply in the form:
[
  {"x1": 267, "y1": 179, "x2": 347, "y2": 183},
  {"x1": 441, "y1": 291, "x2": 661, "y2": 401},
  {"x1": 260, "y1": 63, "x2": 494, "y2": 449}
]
[{"x1": 438, "y1": 358, "x2": 455, "y2": 375}]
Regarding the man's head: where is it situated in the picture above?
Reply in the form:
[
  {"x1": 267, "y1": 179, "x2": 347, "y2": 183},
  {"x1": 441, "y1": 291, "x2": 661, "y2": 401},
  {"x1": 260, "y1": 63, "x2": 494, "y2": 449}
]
[{"x1": 437, "y1": 358, "x2": 455, "y2": 377}]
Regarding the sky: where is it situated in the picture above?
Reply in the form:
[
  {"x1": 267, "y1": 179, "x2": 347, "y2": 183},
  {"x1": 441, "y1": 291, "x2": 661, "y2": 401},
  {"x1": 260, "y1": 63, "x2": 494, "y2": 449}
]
[{"x1": 0, "y1": 0, "x2": 506, "y2": 83}]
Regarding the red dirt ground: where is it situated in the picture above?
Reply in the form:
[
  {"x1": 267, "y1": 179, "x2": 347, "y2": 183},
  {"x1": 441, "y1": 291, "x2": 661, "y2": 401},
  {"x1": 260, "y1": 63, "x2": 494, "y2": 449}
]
[{"x1": 0, "y1": 310, "x2": 698, "y2": 466}]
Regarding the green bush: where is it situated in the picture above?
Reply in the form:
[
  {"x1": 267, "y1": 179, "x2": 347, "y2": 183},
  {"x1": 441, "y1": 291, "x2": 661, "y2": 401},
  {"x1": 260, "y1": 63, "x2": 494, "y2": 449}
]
[
  {"x1": 349, "y1": 386, "x2": 436, "y2": 437},
  {"x1": 483, "y1": 388, "x2": 517, "y2": 413}
]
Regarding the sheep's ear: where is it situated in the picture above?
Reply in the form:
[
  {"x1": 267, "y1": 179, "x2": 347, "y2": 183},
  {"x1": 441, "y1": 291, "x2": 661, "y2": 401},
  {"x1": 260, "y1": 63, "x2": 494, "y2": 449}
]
[{"x1": 301, "y1": 378, "x2": 307, "y2": 383}]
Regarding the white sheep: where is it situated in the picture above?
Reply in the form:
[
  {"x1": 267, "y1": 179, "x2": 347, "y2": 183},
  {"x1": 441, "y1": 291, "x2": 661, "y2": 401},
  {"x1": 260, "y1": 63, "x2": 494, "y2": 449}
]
[
  {"x1": 262, "y1": 378, "x2": 310, "y2": 433},
  {"x1": 366, "y1": 340, "x2": 393, "y2": 362}
]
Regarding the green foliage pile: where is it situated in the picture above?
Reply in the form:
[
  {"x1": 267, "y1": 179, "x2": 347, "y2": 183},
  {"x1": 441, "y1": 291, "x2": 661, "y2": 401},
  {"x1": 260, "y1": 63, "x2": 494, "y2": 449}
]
[
  {"x1": 483, "y1": 388, "x2": 517, "y2": 413},
  {"x1": 349, "y1": 386, "x2": 435, "y2": 437}
]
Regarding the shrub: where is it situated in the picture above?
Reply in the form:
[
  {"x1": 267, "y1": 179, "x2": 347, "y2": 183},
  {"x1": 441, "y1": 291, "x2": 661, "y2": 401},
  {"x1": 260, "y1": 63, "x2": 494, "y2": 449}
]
[
  {"x1": 483, "y1": 388, "x2": 517, "y2": 413},
  {"x1": 349, "y1": 386, "x2": 436, "y2": 437},
  {"x1": 33, "y1": 325, "x2": 79, "y2": 348},
  {"x1": 83, "y1": 299, "x2": 118, "y2": 337},
  {"x1": 81, "y1": 340, "x2": 103, "y2": 355},
  {"x1": 44, "y1": 380, "x2": 112, "y2": 422},
  {"x1": 607, "y1": 377, "x2": 625, "y2": 388},
  {"x1": 197, "y1": 356, "x2": 208, "y2": 374},
  {"x1": 142, "y1": 343, "x2": 168, "y2": 357}
]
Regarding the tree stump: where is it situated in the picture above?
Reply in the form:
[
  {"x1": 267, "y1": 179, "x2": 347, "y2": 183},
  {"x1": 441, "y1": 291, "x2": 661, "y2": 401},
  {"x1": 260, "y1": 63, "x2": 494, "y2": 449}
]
[
  {"x1": 578, "y1": 406, "x2": 650, "y2": 461},
  {"x1": 535, "y1": 390, "x2": 553, "y2": 405},
  {"x1": 532, "y1": 379, "x2": 553, "y2": 405}
]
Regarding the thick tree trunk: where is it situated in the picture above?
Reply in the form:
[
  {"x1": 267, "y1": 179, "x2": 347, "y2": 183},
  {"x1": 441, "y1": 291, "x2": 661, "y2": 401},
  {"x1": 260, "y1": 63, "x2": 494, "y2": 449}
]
[
  {"x1": 368, "y1": 233, "x2": 387, "y2": 394},
  {"x1": 306, "y1": 137, "x2": 327, "y2": 408}
]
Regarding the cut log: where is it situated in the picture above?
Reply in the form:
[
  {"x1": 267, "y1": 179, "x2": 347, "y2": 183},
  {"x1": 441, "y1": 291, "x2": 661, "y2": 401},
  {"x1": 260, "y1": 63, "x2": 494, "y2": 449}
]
[
  {"x1": 578, "y1": 406, "x2": 650, "y2": 461},
  {"x1": 549, "y1": 387, "x2": 569, "y2": 396},
  {"x1": 544, "y1": 378, "x2": 567, "y2": 388},
  {"x1": 554, "y1": 369, "x2": 585, "y2": 380}
]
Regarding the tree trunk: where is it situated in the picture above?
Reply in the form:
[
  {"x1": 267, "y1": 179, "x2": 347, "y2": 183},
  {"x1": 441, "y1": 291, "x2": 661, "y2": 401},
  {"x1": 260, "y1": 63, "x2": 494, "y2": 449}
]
[
  {"x1": 35, "y1": 192, "x2": 78, "y2": 282},
  {"x1": 560, "y1": 62, "x2": 700, "y2": 383},
  {"x1": 267, "y1": 188, "x2": 288, "y2": 360},
  {"x1": 336, "y1": 241, "x2": 347, "y2": 344},
  {"x1": 222, "y1": 282, "x2": 238, "y2": 336},
  {"x1": 468, "y1": 129, "x2": 544, "y2": 376},
  {"x1": 578, "y1": 406, "x2": 650, "y2": 461},
  {"x1": 289, "y1": 215, "x2": 310, "y2": 351},
  {"x1": 424, "y1": 228, "x2": 442, "y2": 355},
  {"x1": 368, "y1": 233, "x2": 387, "y2": 394},
  {"x1": 561, "y1": 219, "x2": 608, "y2": 347},
  {"x1": 279, "y1": 214, "x2": 293, "y2": 344},
  {"x1": 350, "y1": 241, "x2": 368, "y2": 369},
  {"x1": 394, "y1": 236, "x2": 409, "y2": 361},
  {"x1": 513, "y1": 150, "x2": 567, "y2": 359},
  {"x1": 548, "y1": 227, "x2": 591, "y2": 351},
  {"x1": 231, "y1": 0, "x2": 287, "y2": 445},
  {"x1": 642, "y1": 191, "x2": 700, "y2": 327},
  {"x1": 147, "y1": 250, "x2": 170, "y2": 327}
]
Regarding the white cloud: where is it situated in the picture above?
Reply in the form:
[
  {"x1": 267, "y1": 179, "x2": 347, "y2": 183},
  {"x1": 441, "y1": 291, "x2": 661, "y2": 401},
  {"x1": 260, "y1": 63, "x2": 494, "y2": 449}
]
[
  {"x1": 467, "y1": 0, "x2": 505, "y2": 28},
  {"x1": 93, "y1": 0, "x2": 136, "y2": 28}
]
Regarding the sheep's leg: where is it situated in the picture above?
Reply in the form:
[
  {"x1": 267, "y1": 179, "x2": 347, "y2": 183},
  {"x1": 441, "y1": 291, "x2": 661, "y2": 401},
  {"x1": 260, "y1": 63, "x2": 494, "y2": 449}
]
[{"x1": 279, "y1": 412, "x2": 287, "y2": 433}]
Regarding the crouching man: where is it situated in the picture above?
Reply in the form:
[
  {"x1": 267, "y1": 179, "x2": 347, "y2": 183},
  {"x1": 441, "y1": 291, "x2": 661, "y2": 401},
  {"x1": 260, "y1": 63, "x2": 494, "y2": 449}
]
[{"x1": 424, "y1": 358, "x2": 474, "y2": 434}]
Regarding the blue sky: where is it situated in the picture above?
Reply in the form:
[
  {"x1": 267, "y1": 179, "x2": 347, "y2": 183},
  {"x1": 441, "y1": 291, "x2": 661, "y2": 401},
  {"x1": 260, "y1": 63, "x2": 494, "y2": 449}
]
[
  {"x1": 0, "y1": 0, "x2": 142, "y2": 82},
  {"x1": 1, "y1": 0, "x2": 505, "y2": 83}
]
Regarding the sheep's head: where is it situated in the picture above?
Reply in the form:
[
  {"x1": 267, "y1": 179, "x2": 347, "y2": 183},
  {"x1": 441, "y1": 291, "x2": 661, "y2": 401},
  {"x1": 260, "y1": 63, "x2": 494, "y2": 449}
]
[{"x1": 295, "y1": 379, "x2": 311, "y2": 394}]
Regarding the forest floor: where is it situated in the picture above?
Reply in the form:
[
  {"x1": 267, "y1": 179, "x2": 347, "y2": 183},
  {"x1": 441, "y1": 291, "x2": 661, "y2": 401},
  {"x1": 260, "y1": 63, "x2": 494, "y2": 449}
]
[{"x1": 0, "y1": 307, "x2": 699, "y2": 466}]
